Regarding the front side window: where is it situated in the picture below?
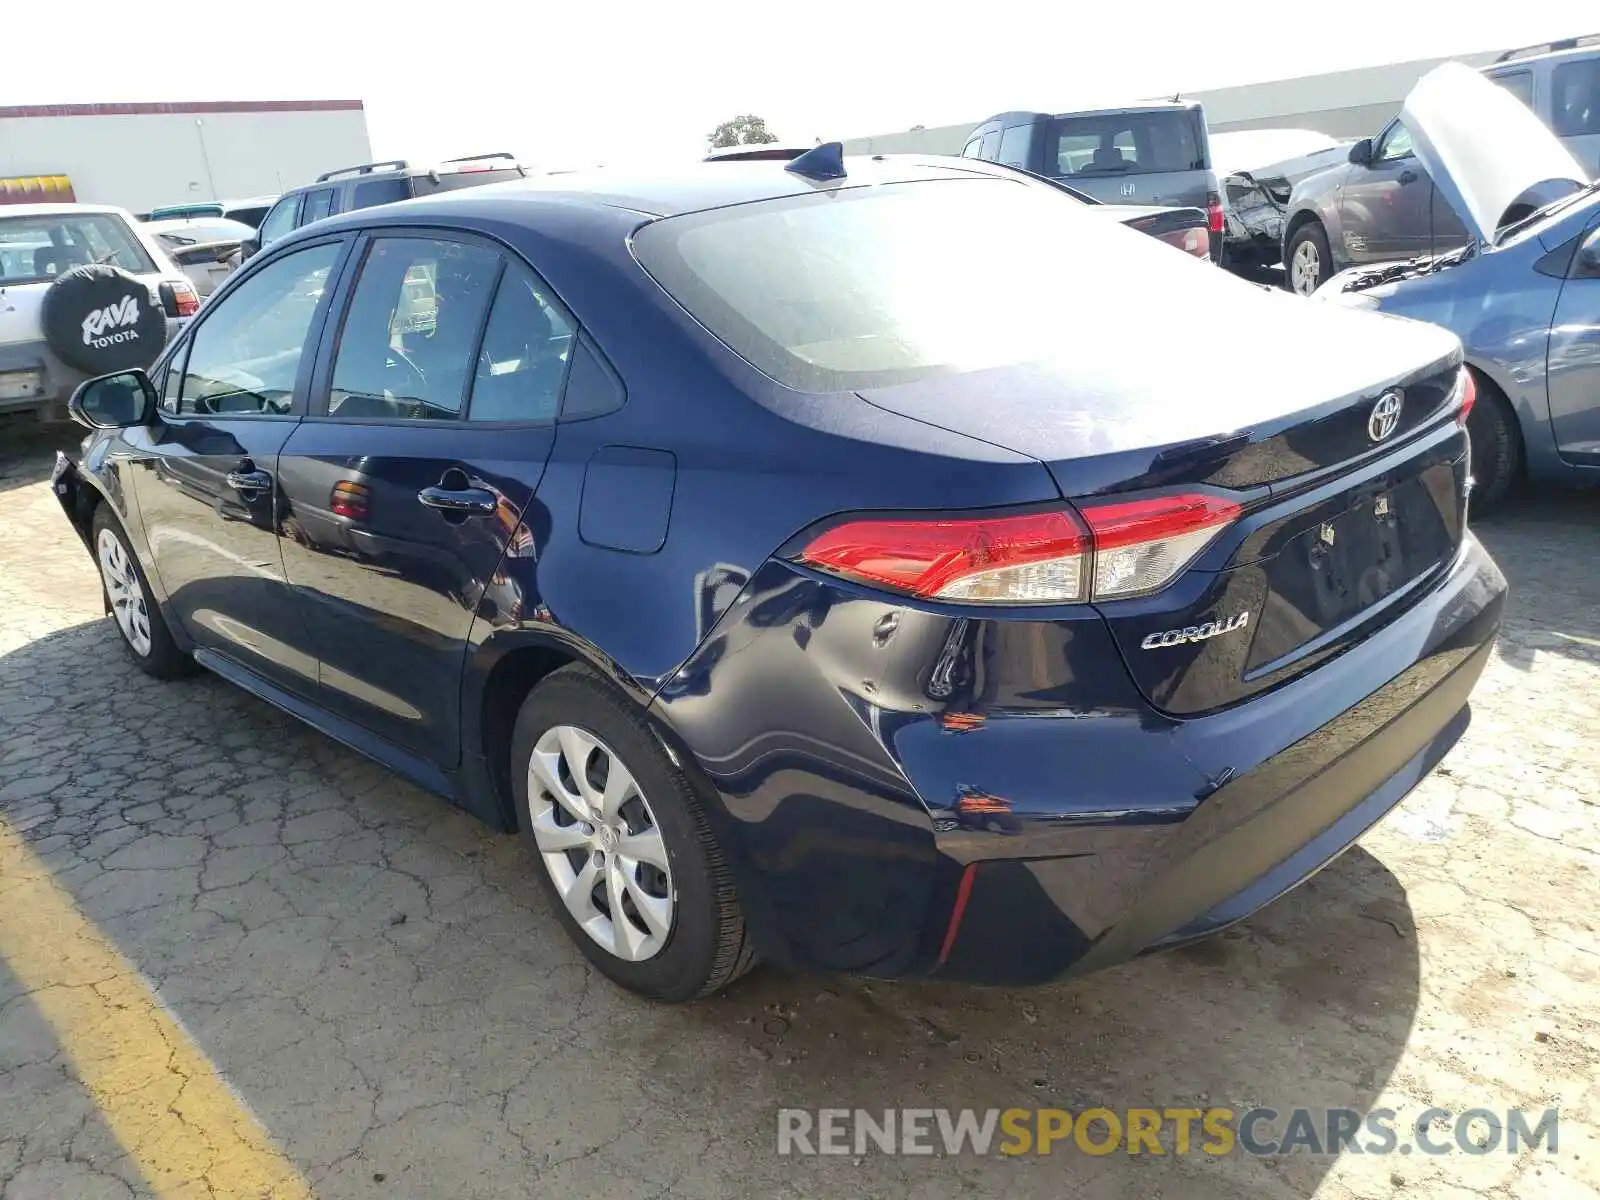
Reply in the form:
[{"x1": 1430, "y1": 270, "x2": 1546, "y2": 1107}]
[
  {"x1": 257, "y1": 197, "x2": 299, "y2": 246},
  {"x1": 979, "y1": 130, "x2": 1001, "y2": 159},
  {"x1": 177, "y1": 242, "x2": 341, "y2": 416},
  {"x1": 961, "y1": 137, "x2": 982, "y2": 159},
  {"x1": 468, "y1": 264, "x2": 576, "y2": 422},
  {"x1": 327, "y1": 237, "x2": 499, "y2": 420},
  {"x1": 1375, "y1": 121, "x2": 1414, "y2": 162},
  {"x1": 1552, "y1": 58, "x2": 1600, "y2": 136},
  {"x1": 0, "y1": 213, "x2": 156, "y2": 285}
]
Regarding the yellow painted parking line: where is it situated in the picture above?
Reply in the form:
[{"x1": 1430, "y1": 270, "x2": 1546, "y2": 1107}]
[{"x1": 0, "y1": 822, "x2": 311, "y2": 1199}]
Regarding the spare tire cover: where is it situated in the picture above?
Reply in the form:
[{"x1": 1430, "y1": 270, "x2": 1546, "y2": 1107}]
[{"x1": 40, "y1": 265, "x2": 168, "y2": 375}]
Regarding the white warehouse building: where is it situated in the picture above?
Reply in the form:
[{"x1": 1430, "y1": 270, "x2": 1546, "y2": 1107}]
[
  {"x1": 0, "y1": 99, "x2": 373, "y2": 214},
  {"x1": 840, "y1": 46, "x2": 1511, "y2": 157}
]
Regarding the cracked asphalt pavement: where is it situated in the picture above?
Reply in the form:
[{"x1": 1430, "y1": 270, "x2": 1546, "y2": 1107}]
[{"x1": 2, "y1": 424, "x2": 1597, "y2": 1199}]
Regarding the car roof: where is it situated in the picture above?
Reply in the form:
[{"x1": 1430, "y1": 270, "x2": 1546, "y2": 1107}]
[{"x1": 308, "y1": 156, "x2": 1019, "y2": 226}]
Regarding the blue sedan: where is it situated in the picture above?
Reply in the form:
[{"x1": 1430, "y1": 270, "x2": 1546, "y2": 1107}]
[
  {"x1": 1319, "y1": 63, "x2": 1600, "y2": 507},
  {"x1": 54, "y1": 145, "x2": 1503, "y2": 1000}
]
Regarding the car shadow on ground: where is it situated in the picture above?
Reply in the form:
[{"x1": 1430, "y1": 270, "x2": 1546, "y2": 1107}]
[
  {"x1": 1471, "y1": 488, "x2": 1600, "y2": 673},
  {"x1": 0, "y1": 421, "x2": 78, "y2": 495},
  {"x1": 0, "y1": 617, "x2": 1421, "y2": 1198}
]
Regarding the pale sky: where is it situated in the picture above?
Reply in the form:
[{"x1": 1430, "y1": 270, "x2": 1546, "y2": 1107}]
[{"x1": 9, "y1": 1, "x2": 1595, "y2": 170}]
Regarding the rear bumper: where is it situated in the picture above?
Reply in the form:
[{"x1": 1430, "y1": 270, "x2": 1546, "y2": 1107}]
[
  {"x1": 932, "y1": 534, "x2": 1504, "y2": 984},
  {"x1": 658, "y1": 529, "x2": 1504, "y2": 983}
]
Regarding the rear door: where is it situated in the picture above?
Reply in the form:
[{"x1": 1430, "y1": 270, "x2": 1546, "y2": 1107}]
[
  {"x1": 1338, "y1": 120, "x2": 1432, "y2": 262},
  {"x1": 123, "y1": 238, "x2": 348, "y2": 695},
  {"x1": 276, "y1": 232, "x2": 574, "y2": 761},
  {"x1": 1042, "y1": 108, "x2": 1210, "y2": 208}
]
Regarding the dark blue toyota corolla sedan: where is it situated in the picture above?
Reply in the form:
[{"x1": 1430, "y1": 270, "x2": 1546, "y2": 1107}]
[{"x1": 54, "y1": 149, "x2": 1506, "y2": 1001}]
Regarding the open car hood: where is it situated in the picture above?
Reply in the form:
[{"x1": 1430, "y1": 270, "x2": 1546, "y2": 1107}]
[{"x1": 1403, "y1": 62, "x2": 1588, "y2": 247}]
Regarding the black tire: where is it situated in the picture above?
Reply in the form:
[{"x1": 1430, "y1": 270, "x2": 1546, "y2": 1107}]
[
  {"x1": 1285, "y1": 221, "x2": 1333, "y2": 296},
  {"x1": 89, "y1": 507, "x2": 196, "y2": 680},
  {"x1": 511, "y1": 665, "x2": 757, "y2": 1001},
  {"x1": 40, "y1": 265, "x2": 168, "y2": 375},
  {"x1": 1465, "y1": 369, "x2": 1522, "y2": 511}
]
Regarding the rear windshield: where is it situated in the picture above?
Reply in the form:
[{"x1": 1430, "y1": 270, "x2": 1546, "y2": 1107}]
[
  {"x1": 0, "y1": 212, "x2": 157, "y2": 286},
  {"x1": 1046, "y1": 109, "x2": 1206, "y2": 179},
  {"x1": 631, "y1": 177, "x2": 1162, "y2": 393}
]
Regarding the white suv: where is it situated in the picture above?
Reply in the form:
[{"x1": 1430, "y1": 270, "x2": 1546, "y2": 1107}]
[{"x1": 1, "y1": 204, "x2": 199, "y2": 421}]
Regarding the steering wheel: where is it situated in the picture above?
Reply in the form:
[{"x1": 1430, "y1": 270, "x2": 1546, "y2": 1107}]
[{"x1": 386, "y1": 344, "x2": 427, "y2": 395}]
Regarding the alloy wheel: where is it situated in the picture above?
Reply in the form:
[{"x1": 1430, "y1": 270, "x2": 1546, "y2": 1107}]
[
  {"x1": 527, "y1": 724, "x2": 675, "y2": 962},
  {"x1": 97, "y1": 528, "x2": 152, "y2": 656},
  {"x1": 1291, "y1": 240, "x2": 1321, "y2": 296}
]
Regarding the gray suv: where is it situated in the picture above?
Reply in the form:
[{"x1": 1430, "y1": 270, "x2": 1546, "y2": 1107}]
[
  {"x1": 963, "y1": 101, "x2": 1223, "y2": 261},
  {"x1": 247, "y1": 153, "x2": 526, "y2": 257},
  {"x1": 1283, "y1": 38, "x2": 1600, "y2": 295}
]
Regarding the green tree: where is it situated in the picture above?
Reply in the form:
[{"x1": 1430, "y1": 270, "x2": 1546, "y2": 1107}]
[{"x1": 707, "y1": 115, "x2": 779, "y2": 149}]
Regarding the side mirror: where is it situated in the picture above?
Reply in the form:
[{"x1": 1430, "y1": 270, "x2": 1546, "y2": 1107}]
[
  {"x1": 1347, "y1": 138, "x2": 1374, "y2": 167},
  {"x1": 68, "y1": 370, "x2": 157, "y2": 431},
  {"x1": 1575, "y1": 227, "x2": 1600, "y2": 278},
  {"x1": 240, "y1": 235, "x2": 260, "y2": 260}
]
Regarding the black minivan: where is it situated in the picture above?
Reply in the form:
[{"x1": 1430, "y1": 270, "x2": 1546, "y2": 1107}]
[{"x1": 964, "y1": 100, "x2": 1223, "y2": 259}]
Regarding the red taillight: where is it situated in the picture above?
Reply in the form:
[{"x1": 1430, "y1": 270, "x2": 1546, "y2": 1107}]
[
  {"x1": 172, "y1": 281, "x2": 200, "y2": 316},
  {"x1": 1207, "y1": 191, "x2": 1225, "y2": 235},
  {"x1": 1077, "y1": 493, "x2": 1241, "y2": 599},
  {"x1": 796, "y1": 492, "x2": 1239, "y2": 605},
  {"x1": 330, "y1": 481, "x2": 370, "y2": 520},
  {"x1": 1456, "y1": 367, "x2": 1476, "y2": 427},
  {"x1": 798, "y1": 510, "x2": 1089, "y2": 604}
]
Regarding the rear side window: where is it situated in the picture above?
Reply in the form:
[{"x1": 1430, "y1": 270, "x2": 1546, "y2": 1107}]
[
  {"x1": 351, "y1": 177, "x2": 413, "y2": 209},
  {"x1": 1552, "y1": 58, "x2": 1600, "y2": 136},
  {"x1": 960, "y1": 137, "x2": 982, "y2": 159},
  {"x1": 300, "y1": 188, "x2": 338, "y2": 225},
  {"x1": 414, "y1": 168, "x2": 525, "y2": 195},
  {"x1": 997, "y1": 125, "x2": 1032, "y2": 168},
  {"x1": 327, "y1": 237, "x2": 499, "y2": 421},
  {"x1": 1046, "y1": 110, "x2": 1204, "y2": 177},
  {"x1": 1489, "y1": 69, "x2": 1534, "y2": 108},
  {"x1": 634, "y1": 178, "x2": 1160, "y2": 393},
  {"x1": 979, "y1": 130, "x2": 1001, "y2": 159},
  {"x1": 467, "y1": 264, "x2": 576, "y2": 422}
]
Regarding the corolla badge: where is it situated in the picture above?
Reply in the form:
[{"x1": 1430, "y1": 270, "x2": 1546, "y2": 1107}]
[
  {"x1": 1368, "y1": 390, "x2": 1404, "y2": 442},
  {"x1": 1140, "y1": 611, "x2": 1250, "y2": 650}
]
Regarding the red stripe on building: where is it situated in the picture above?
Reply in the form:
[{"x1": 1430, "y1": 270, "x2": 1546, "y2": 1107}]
[{"x1": 0, "y1": 100, "x2": 364, "y2": 119}]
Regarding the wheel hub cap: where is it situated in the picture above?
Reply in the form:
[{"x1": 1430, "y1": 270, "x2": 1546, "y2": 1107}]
[
  {"x1": 96, "y1": 528, "x2": 152, "y2": 657},
  {"x1": 526, "y1": 725, "x2": 675, "y2": 962}
]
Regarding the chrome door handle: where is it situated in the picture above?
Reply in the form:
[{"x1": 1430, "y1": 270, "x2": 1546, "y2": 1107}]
[
  {"x1": 417, "y1": 486, "x2": 496, "y2": 516},
  {"x1": 226, "y1": 468, "x2": 272, "y2": 491}
]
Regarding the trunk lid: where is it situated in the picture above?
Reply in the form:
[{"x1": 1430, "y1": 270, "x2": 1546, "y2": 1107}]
[
  {"x1": 858, "y1": 287, "x2": 1467, "y2": 715},
  {"x1": 0, "y1": 282, "x2": 49, "y2": 347}
]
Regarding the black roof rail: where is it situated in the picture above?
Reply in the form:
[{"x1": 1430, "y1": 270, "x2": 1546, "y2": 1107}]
[
  {"x1": 315, "y1": 159, "x2": 411, "y2": 182},
  {"x1": 440, "y1": 152, "x2": 519, "y2": 166},
  {"x1": 1494, "y1": 33, "x2": 1600, "y2": 63}
]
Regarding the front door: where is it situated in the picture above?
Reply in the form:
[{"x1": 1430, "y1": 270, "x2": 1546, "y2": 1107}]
[
  {"x1": 126, "y1": 239, "x2": 347, "y2": 695},
  {"x1": 277, "y1": 234, "x2": 573, "y2": 761},
  {"x1": 1548, "y1": 220, "x2": 1600, "y2": 466},
  {"x1": 1339, "y1": 120, "x2": 1432, "y2": 264}
]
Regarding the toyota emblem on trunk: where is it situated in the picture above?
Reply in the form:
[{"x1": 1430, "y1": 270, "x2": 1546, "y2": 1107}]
[{"x1": 1368, "y1": 390, "x2": 1403, "y2": 441}]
